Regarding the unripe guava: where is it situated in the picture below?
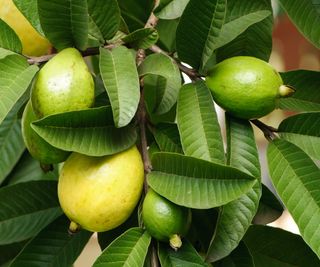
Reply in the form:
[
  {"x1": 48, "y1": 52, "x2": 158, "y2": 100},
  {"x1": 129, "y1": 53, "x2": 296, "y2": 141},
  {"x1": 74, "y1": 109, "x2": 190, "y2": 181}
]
[
  {"x1": 0, "y1": 0, "x2": 51, "y2": 56},
  {"x1": 206, "y1": 56, "x2": 294, "y2": 119},
  {"x1": 58, "y1": 146, "x2": 144, "y2": 232},
  {"x1": 21, "y1": 101, "x2": 70, "y2": 164},
  {"x1": 142, "y1": 189, "x2": 192, "y2": 250},
  {"x1": 31, "y1": 48, "x2": 95, "y2": 118}
]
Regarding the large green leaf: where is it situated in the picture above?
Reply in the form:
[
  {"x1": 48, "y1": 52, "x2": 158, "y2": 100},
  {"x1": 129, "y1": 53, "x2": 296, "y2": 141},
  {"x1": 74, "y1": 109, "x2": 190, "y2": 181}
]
[
  {"x1": 93, "y1": 228, "x2": 151, "y2": 267},
  {"x1": 139, "y1": 53, "x2": 181, "y2": 115},
  {"x1": 0, "y1": 106, "x2": 25, "y2": 185},
  {"x1": 0, "y1": 55, "x2": 38, "y2": 125},
  {"x1": 214, "y1": 242, "x2": 254, "y2": 267},
  {"x1": 152, "y1": 123, "x2": 183, "y2": 154},
  {"x1": 206, "y1": 116, "x2": 261, "y2": 262},
  {"x1": 176, "y1": 0, "x2": 227, "y2": 70},
  {"x1": 244, "y1": 225, "x2": 320, "y2": 267},
  {"x1": 177, "y1": 81, "x2": 225, "y2": 164},
  {"x1": 148, "y1": 153, "x2": 256, "y2": 209},
  {"x1": 117, "y1": 0, "x2": 154, "y2": 31},
  {"x1": 0, "y1": 19, "x2": 22, "y2": 53},
  {"x1": 0, "y1": 241, "x2": 28, "y2": 266},
  {"x1": 38, "y1": 0, "x2": 88, "y2": 50},
  {"x1": 87, "y1": 0, "x2": 120, "y2": 41},
  {"x1": 6, "y1": 151, "x2": 58, "y2": 185},
  {"x1": 216, "y1": 14, "x2": 273, "y2": 62},
  {"x1": 9, "y1": 216, "x2": 92, "y2": 267},
  {"x1": 267, "y1": 139, "x2": 320, "y2": 258},
  {"x1": 99, "y1": 46, "x2": 140, "y2": 128},
  {"x1": 154, "y1": 0, "x2": 189, "y2": 20},
  {"x1": 13, "y1": 0, "x2": 44, "y2": 35},
  {"x1": 158, "y1": 239, "x2": 209, "y2": 267},
  {"x1": 278, "y1": 112, "x2": 320, "y2": 160},
  {"x1": 122, "y1": 28, "x2": 159, "y2": 49},
  {"x1": 32, "y1": 106, "x2": 137, "y2": 156},
  {"x1": 0, "y1": 181, "x2": 62, "y2": 245},
  {"x1": 253, "y1": 184, "x2": 283, "y2": 225},
  {"x1": 278, "y1": 0, "x2": 320, "y2": 48},
  {"x1": 279, "y1": 70, "x2": 320, "y2": 112}
]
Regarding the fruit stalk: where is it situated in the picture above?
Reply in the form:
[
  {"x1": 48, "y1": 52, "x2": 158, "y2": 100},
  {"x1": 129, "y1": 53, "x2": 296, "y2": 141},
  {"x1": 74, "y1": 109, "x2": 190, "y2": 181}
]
[{"x1": 251, "y1": 119, "x2": 278, "y2": 141}]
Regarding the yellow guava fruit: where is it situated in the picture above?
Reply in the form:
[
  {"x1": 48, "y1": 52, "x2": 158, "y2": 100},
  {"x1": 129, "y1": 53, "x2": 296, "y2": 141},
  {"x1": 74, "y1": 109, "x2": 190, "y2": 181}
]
[{"x1": 58, "y1": 146, "x2": 144, "y2": 232}]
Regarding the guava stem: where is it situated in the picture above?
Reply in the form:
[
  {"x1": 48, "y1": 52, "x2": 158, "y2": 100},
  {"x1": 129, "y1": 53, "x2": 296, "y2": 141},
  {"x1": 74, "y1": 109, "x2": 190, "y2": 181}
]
[
  {"x1": 68, "y1": 221, "x2": 81, "y2": 235},
  {"x1": 169, "y1": 234, "x2": 182, "y2": 251},
  {"x1": 251, "y1": 119, "x2": 278, "y2": 142},
  {"x1": 279, "y1": 85, "x2": 295, "y2": 97},
  {"x1": 40, "y1": 163, "x2": 53, "y2": 173}
]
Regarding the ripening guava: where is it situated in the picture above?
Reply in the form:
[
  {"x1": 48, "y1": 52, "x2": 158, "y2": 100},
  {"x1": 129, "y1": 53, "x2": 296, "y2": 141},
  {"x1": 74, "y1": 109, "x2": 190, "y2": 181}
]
[
  {"x1": 31, "y1": 48, "x2": 95, "y2": 118},
  {"x1": 58, "y1": 146, "x2": 144, "y2": 232},
  {"x1": 205, "y1": 56, "x2": 294, "y2": 119}
]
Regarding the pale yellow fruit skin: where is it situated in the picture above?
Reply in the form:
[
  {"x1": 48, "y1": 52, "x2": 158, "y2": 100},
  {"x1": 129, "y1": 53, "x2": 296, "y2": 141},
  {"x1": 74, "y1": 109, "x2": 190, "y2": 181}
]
[
  {"x1": 0, "y1": 0, "x2": 51, "y2": 56},
  {"x1": 58, "y1": 146, "x2": 144, "y2": 232}
]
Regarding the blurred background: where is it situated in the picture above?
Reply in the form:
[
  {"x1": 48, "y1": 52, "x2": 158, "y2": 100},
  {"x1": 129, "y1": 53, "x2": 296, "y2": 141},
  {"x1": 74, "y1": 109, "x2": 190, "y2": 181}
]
[{"x1": 74, "y1": 3, "x2": 320, "y2": 266}]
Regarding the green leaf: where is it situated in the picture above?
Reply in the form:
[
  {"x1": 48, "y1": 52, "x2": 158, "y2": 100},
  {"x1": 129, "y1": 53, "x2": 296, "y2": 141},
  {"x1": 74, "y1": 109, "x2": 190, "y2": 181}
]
[
  {"x1": 155, "y1": 0, "x2": 189, "y2": 20},
  {"x1": 156, "y1": 18, "x2": 179, "y2": 53},
  {"x1": 0, "y1": 241, "x2": 28, "y2": 266},
  {"x1": 118, "y1": 0, "x2": 154, "y2": 31},
  {"x1": 278, "y1": 0, "x2": 320, "y2": 48},
  {"x1": 214, "y1": 242, "x2": 254, "y2": 267},
  {"x1": 0, "y1": 181, "x2": 62, "y2": 245},
  {"x1": 158, "y1": 239, "x2": 209, "y2": 267},
  {"x1": 0, "y1": 19, "x2": 22, "y2": 53},
  {"x1": 278, "y1": 112, "x2": 320, "y2": 160},
  {"x1": 38, "y1": 0, "x2": 88, "y2": 50},
  {"x1": 152, "y1": 123, "x2": 183, "y2": 154},
  {"x1": 138, "y1": 53, "x2": 181, "y2": 114},
  {"x1": 87, "y1": 0, "x2": 120, "y2": 41},
  {"x1": 244, "y1": 225, "x2": 320, "y2": 267},
  {"x1": 13, "y1": 0, "x2": 44, "y2": 35},
  {"x1": 176, "y1": 0, "x2": 227, "y2": 70},
  {"x1": 32, "y1": 106, "x2": 137, "y2": 156},
  {"x1": 0, "y1": 54, "x2": 38, "y2": 125},
  {"x1": 177, "y1": 81, "x2": 225, "y2": 164},
  {"x1": 267, "y1": 139, "x2": 320, "y2": 258},
  {"x1": 0, "y1": 106, "x2": 25, "y2": 185},
  {"x1": 6, "y1": 151, "x2": 58, "y2": 185},
  {"x1": 216, "y1": 14, "x2": 273, "y2": 62},
  {"x1": 122, "y1": 28, "x2": 159, "y2": 49},
  {"x1": 9, "y1": 216, "x2": 92, "y2": 267},
  {"x1": 148, "y1": 153, "x2": 256, "y2": 209},
  {"x1": 93, "y1": 228, "x2": 151, "y2": 267},
  {"x1": 99, "y1": 46, "x2": 140, "y2": 127},
  {"x1": 279, "y1": 70, "x2": 320, "y2": 112},
  {"x1": 253, "y1": 184, "x2": 283, "y2": 225},
  {"x1": 213, "y1": 0, "x2": 272, "y2": 59},
  {"x1": 206, "y1": 116, "x2": 261, "y2": 262}
]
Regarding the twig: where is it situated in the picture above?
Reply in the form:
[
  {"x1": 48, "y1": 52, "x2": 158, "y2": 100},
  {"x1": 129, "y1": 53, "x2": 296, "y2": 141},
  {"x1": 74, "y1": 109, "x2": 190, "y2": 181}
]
[
  {"x1": 251, "y1": 119, "x2": 278, "y2": 141},
  {"x1": 27, "y1": 43, "x2": 117, "y2": 65}
]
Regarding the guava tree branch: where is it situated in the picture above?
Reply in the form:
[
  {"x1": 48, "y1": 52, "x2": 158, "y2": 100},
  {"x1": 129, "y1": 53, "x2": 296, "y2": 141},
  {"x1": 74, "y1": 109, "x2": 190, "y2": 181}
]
[{"x1": 250, "y1": 119, "x2": 278, "y2": 141}]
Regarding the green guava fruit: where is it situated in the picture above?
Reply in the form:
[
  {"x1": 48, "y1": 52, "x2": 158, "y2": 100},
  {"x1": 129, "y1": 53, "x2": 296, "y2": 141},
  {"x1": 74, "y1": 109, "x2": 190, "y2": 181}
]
[
  {"x1": 142, "y1": 189, "x2": 192, "y2": 250},
  {"x1": 21, "y1": 101, "x2": 70, "y2": 164},
  {"x1": 58, "y1": 146, "x2": 144, "y2": 233},
  {"x1": 205, "y1": 56, "x2": 294, "y2": 119},
  {"x1": 31, "y1": 48, "x2": 94, "y2": 118}
]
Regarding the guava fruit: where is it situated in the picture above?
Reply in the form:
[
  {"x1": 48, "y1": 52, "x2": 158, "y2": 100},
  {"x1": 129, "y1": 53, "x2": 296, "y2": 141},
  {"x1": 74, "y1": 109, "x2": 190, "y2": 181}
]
[
  {"x1": 0, "y1": 0, "x2": 51, "y2": 56},
  {"x1": 205, "y1": 56, "x2": 294, "y2": 119},
  {"x1": 142, "y1": 189, "x2": 192, "y2": 250},
  {"x1": 58, "y1": 146, "x2": 144, "y2": 232},
  {"x1": 31, "y1": 48, "x2": 95, "y2": 118},
  {"x1": 21, "y1": 101, "x2": 70, "y2": 164}
]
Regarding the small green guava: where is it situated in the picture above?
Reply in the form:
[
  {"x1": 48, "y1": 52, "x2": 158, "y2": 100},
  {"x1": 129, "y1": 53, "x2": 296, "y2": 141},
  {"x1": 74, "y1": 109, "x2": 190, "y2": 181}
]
[
  {"x1": 21, "y1": 101, "x2": 70, "y2": 164},
  {"x1": 31, "y1": 48, "x2": 95, "y2": 118},
  {"x1": 142, "y1": 189, "x2": 192, "y2": 250},
  {"x1": 205, "y1": 56, "x2": 294, "y2": 119}
]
